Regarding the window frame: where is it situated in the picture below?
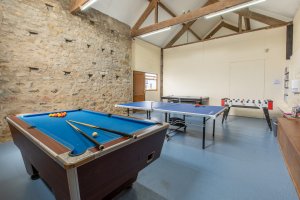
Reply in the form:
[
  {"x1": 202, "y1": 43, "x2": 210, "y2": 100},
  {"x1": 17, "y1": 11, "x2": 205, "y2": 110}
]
[{"x1": 145, "y1": 73, "x2": 158, "y2": 91}]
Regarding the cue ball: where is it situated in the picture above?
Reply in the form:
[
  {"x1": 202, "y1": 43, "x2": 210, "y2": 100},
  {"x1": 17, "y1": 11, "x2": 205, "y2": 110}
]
[{"x1": 92, "y1": 132, "x2": 98, "y2": 137}]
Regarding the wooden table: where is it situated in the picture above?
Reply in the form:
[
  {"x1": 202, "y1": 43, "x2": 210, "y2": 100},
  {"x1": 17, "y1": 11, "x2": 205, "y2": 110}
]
[{"x1": 278, "y1": 118, "x2": 300, "y2": 198}]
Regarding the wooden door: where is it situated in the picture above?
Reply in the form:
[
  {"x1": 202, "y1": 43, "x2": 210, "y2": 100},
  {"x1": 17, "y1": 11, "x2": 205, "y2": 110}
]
[{"x1": 133, "y1": 71, "x2": 145, "y2": 102}]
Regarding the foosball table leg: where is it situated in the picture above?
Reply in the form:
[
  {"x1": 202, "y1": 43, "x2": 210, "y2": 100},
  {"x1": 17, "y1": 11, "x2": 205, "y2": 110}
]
[
  {"x1": 222, "y1": 107, "x2": 230, "y2": 124},
  {"x1": 263, "y1": 107, "x2": 272, "y2": 131},
  {"x1": 225, "y1": 107, "x2": 230, "y2": 120}
]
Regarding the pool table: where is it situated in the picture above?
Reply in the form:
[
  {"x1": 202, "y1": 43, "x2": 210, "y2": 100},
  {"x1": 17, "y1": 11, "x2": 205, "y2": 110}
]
[{"x1": 6, "y1": 109, "x2": 168, "y2": 200}]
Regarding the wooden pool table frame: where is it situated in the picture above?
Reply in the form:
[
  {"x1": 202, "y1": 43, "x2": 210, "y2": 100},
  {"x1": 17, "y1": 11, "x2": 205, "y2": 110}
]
[{"x1": 6, "y1": 111, "x2": 169, "y2": 200}]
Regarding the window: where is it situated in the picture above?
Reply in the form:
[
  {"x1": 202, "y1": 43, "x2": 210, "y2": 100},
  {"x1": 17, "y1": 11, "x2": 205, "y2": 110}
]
[{"x1": 145, "y1": 73, "x2": 158, "y2": 91}]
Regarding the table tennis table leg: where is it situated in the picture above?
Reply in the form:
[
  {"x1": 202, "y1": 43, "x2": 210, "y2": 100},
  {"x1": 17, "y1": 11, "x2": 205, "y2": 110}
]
[
  {"x1": 202, "y1": 117, "x2": 206, "y2": 149},
  {"x1": 164, "y1": 113, "x2": 168, "y2": 122},
  {"x1": 213, "y1": 119, "x2": 215, "y2": 138},
  {"x1": 183, "y1": 115, "x2": 186, "y2": 132},
  {"x1": 127, "y1": 108, "x2": 130, "y2": 116},
  {"x1": 147, "y1": 111, "x2": 151, "y2": 119}
]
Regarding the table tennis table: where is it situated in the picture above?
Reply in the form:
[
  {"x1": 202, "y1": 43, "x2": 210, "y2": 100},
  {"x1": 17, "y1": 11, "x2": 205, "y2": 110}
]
[
  {"x1": 116, "y1": 101, "x2": 226, "y2": 149},
  {"x1": 161, "y1": 95, "x2": 209, "y2": 105}
]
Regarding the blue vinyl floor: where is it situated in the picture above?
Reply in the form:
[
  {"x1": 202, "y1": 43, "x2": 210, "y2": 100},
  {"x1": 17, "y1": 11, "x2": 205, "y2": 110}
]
[{"x1": 0, "y1": 112, "x2": 298, "y2": 200}]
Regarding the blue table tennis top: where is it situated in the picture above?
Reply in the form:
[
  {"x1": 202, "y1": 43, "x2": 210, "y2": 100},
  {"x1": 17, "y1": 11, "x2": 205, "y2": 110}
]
[
  {"x1": 117, "y1": 101, "x2": 225, "y2": 118},
  {"x1": 18, "y1": 109, "x2": 156, "y2": 156}
]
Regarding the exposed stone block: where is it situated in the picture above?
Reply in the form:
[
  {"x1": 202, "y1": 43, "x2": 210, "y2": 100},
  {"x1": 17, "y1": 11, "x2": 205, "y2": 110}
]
[
  {"x1": 45, "y1": 3, "x2": 54, "y2": 11},
  {"x1": 0, "y1": 0, "x2": 132, "y2": 143}
]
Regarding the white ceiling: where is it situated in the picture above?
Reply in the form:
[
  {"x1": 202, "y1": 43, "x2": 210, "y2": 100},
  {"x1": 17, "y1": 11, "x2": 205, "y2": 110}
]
[{"x1": 91, "y1": 0, "x2": 300, "y2": 47}]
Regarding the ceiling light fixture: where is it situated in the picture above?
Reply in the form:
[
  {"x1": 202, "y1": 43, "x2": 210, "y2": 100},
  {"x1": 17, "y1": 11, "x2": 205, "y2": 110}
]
[
  {"x1": 80, "y1": 0, "x2": 98, "y2": 11},
  {"x1": 205, "y1": 0, "x2": 266, "y2": 19},
  {"x1": 141, "y1": 27, "x2": 172, "y2": 38}
]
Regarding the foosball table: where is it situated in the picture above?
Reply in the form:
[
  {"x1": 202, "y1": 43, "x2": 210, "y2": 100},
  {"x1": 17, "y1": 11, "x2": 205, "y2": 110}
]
[{"x1": 221, "y1": 98, "x2": 273, "y2": 131}]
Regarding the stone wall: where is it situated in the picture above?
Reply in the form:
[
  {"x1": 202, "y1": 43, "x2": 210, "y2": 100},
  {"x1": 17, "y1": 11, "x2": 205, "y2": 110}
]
[{"x1": 0, "y1": 0, "x2": 133, "y2": 142}]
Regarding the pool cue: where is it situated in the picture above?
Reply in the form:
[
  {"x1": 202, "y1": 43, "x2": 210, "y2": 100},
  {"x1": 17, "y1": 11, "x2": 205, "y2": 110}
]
[
  {"x1": 68, "y1": 120, "x2": 137, "y2": 139},
  {"x1": 66, "y1": 120, "x2": 104, "y2": 150}
]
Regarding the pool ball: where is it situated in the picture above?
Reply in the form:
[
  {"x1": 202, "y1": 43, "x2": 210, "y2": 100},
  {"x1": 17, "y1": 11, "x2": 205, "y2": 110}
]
[{"x1": 92, "y1": 132, "x2": 98, "y2": 137}]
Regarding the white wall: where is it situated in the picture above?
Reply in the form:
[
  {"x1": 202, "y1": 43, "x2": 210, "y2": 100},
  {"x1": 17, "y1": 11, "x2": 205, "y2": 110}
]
[
  {"x1": 164, "y1": 27, "x2": 287, "y2": 118},
  {"x1": 132, "y1": 39, "x2": 161, "y2": 101},
  {"x1": 286, "y1": 8, "x2": 300, "y2": 107}
]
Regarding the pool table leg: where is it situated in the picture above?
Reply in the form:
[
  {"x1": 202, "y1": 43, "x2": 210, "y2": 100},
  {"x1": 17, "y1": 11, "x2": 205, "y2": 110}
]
[
  {"x1": 126, "y1": 175, "x2": 137, "y2": 188},
  {"x1": 21, "y1": 153, "x2": 39, "y2": 180},
  {"x1": 103, "y1": 174, "x2": 138, "y2": 200}
]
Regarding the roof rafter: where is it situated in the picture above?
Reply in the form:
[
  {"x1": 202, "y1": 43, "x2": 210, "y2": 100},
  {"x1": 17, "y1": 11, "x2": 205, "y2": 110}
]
[
  {"x1": 154, "y1": 1, "x2": 158, "y2": 23},
  {"x1": 204, "y1": 21, "x2": 240, "y2": 40},
  {"x1": 158, "y1": 1, "x2": 176, "y2": 17},
  {"x1": 167, "y1": 22, "x2": 291, "y2": 49},
  {"x1": 131, "y1": 0, "x2": 252, "y2": 37},
  {"x1": 235, "y1": 9, "x2": 288, "y2": 26},
  {"x1": 204, "y1": 21, "x2": 223, "y2": 40},
  {"x1": 155, "y1": 1, "x2": 201, "y2": 40},
  {"x1": 147, "y1": 0, "x2": 202, "y2": 42},
  {"x1": 164, "y1": 0, "x2": 219, "y2": 48},
  {"x1": 243, "y1": 9, "x2": 251, "y2": 30},
  {"x1": 244, "y1": 17, "x2": 251, "y2": 30},
  {"x1": 132, "y1": 0, "x2": 158, "y2": 31},
  {"x1": 238, "y1": 14, "x2": 243, "y2": 32},
  {"x1": 165, "y1": 21, "x2": 197, "y2": 48},
  {"x1": 70, "y1": 0, "x2": 88, "y2": 13},
  {"x1": 189, "y1": 29, "x2": 202, "y2": 41},
  {"x1": 223, "y1": 21, "x2": 240, "y2": 32}
]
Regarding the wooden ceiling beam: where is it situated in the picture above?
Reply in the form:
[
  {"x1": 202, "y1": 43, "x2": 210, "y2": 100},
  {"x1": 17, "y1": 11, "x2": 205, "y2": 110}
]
[
  {"x1": 164, "y1": 0, "x2": 219, "y2": 48},
  {"x1": 238, "y1": 14, "x2": 243, "y2": 32},
  {"x1": 204, "y1": 21, "x2": 240, "y2": 40},
  {"x1": 236, "y1": 9, "x2": 288, "y2": 26},
  {"x1": 189, "y1": 29, "x2": 202, "y2": 41},
  {"x1": 243, "y1": 10, "x2": 251, "y2": 30},
  {"x1": 223, "y1": 21, "x2": 240, "y2": 32},
  {"x1": 165, "y1": 21, "x2": 197, "y2": 48},
  {"x1": 204, "y1": 21, "x2": 223, "y2": 40},
  {"x1": 158, "y1": 1, "x2": 176, "y2": 17},
  {"x1": 132, "y1": 0, "x2": 252, "y2": 37},
  {"x1": 132, "y1": 0, "x2": 158, "y2": 31},
  {"x1": 159, "y1": 2, "x2": 201, "y2": 40},
  {"x1": 155, "y1": 1, "x2": 159, "y2": 23},
  {"x1": 166, "y1": 22, "x2": 291, "y2": 49},
  {"x1": 70, "y1": 0, "x2": 88, "y2": 13},
  {"x1": 147, "y1": 0, "x2": 202, "y2": 42}
]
